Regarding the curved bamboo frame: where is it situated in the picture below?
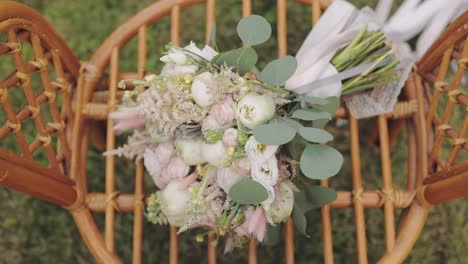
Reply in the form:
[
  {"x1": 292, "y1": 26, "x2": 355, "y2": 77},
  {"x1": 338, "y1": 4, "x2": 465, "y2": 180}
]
[{"x1": 0, "y1": 1, "x2": 466, "y2": 264}]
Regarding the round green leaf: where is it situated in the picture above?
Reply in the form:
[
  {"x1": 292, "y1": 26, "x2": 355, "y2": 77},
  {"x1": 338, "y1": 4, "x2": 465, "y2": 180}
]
[
  {"x1": 264, "y1": 224, "x2": 282, "y2": 246},
  {"x1": 318, "y1": 96, "x2": 340, "y2": 115},
  {"x1": 229, "y1": 177, "x2": 269, "y2": 204},
  {"x1": 300, "y1": 144, "x2": 343, "y2": 179},
  {"x1": 270, "y1": 118, "x2": 303, "y2": 130},
  {"x1": 295, "y1": 96, "x2": 329, "y2": 105},
  {"x1": 253, "y1": 122, "x2": 297, "y2": 145},
  {"x1": 260, "y1": 56, "x2": 297, "y2": 86},
  {"x1": 211, "y1": 47, "x2": 258, "y2": 74},
  {"x1": 298, "y1": 127, "x2": 333, "y2": 143},
  {"x1": 237, "y1": 15, "x2": 272, "y2": 46},
  {"x1": 301, "y1": 185, "x2": 337, "y2": 209},
  {"x1": 292, "y1": 108, "x2": 332, "y2": 121}
]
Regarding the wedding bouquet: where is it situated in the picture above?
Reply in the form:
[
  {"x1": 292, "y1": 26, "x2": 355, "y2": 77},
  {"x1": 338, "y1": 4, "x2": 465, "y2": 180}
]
[{"x1": 106, "y1": 4, "x2": 405, "y2": 251}]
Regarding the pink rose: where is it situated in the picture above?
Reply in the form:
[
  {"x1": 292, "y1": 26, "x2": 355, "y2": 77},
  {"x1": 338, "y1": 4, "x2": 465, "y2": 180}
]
[
  {"x1": 155, "y1": 142, "x2": 174, "y2": 165},
  {"x1": 209, "y1": 98, "x2": 236, "y2": 124},
  {"x1": 164, "y1": 157, "x2": 190, "y2": 180},
  {"x1": 232, "y1": 158, "x2": 251, "y2": 176},
  {"x1": 222, "y1": 128, "x2": 238, "y2": 148}
]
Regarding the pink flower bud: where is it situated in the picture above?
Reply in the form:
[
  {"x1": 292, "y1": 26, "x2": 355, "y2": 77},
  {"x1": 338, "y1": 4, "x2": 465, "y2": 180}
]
[
  {"x1": 232, "y1": 158, "x2": 251, "y2": 176},
  {"x1": 222, "y1": 128, "x2": 238, "y2": 148},
  {"x1": 210, "y1": 98, "x2": 236, "y2": 124},
  {"x1": 164, "y1": 157, "x2": 190, "y2": 180},
  {"x1": 155, "y1": 142, "x2": 174, "y2": 165}
]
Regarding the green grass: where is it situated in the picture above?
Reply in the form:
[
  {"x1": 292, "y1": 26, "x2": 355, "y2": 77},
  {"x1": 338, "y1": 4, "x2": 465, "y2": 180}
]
[{"x1": 0, "y1": 0, "x2": 467, "y2": 263}]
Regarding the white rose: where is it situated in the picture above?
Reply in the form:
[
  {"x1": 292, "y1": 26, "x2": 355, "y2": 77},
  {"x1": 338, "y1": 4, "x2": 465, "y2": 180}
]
[
  {"x1": 251, "y1": 156, "x2": 279, "y2": 186},
  {"x1": 184, "y1": 41, "x2": 218, "y2": 61},
  {"x1": 159, "y1": 180, "x2": 191, "y2": 226},
  {"x1": 269, "y1": 182, "x2": 294, "y2": 222},
  {"x1": 175, "y1": 139, "x2": 206, "y2": 165},
  {"x1": 237, "y1": 93, "x2": 275, "y2": 129},
  {"x1": 217, "y1": 168, "x2": 242, "y2": 193},
  {"x1": 202, "y1": 141, "x2": 228, "y2": 167},
  {"x1": 191, "y1": 72, "x2": 215, "y2": 107},
  {"x1": 245, "y1": 136, "x2": 278, "y2": 164}
]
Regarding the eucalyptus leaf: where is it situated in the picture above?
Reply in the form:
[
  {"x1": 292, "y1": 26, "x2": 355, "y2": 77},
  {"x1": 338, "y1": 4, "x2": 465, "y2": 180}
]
[
  {"x1": 300, "y1": 144, "x2": 343, "y2": 179},
  {"x1": 237, "y1": 15, "x2": 272, "y2": 46},
  {"x1": 253, "y1": 122, "x2": 296, "y2": 145},
  {"x1": 209, "y1": 23, "x2": 216, "y2": 46},
  {"x1": 211, "y1": 47, "x2": 258, "y2": 74},
  {"x1": 229, "y1": 177, "x2": 269, "y2": 204},
  {"x1": 292, "y1": 208, "x2": 309, "y2": 237},
  {"x1": 269, "y1": 118, "x2": 303, "y2": 131},
  {"x1": 260, "y1": 56, "x2": 297, "y2": 86},
  {"x1": 298, "y1": 127, "x2": 333, "y2": 143},
  {"x1": 292, "y1": 108, "x2": 332, "y2": 121},
  {"x1": 302, "y1": 185, "x2": 337, "y2": 208},
  {"x1": 263, "y1": 224, "x2": 282, "y2": 246},
  {"x1": 317, "y1": 96, "x2": 340, "y2": 115},
  {"x1": 295, "y1": 96, "x2": 329, "y2": 105},
  {"x1": 312, "y1": 119, "x2": 330, "y2": 128}
]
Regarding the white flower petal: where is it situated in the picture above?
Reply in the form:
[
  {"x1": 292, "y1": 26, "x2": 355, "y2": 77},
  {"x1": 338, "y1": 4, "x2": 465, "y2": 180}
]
[{"x1": 245, "y1": 136, "x2": 278, "y2": 164}]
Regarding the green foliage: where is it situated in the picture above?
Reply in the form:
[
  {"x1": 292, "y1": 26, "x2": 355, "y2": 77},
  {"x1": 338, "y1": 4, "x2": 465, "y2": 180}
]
[
  {"x1": 253, "y1": 122, "x2": 296, "y2": 145},
  {"x1": 211, "y1": 47, "x2": 258, "y2": 74},
  {"x1": 236, "y1": 15, "x2": 271, "y2": 46},
  {"x1": 298, "y1": 127, "x2": 334, "y2": 143},
  {"x1": 229, "y1": 177, "x2": 269, "y2": 204},
  {"x1": 292, "y1": 108, "x2": 332, "y2": 121},
  {"x1": 260, "y1": 55, "x2": 297, "y2": 86},
  {"x1": 300, "y1": 144, "x2": 343, "y2": 180}
]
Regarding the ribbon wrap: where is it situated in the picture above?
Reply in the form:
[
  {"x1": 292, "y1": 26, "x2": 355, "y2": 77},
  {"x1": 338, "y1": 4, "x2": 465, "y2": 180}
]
[{"x1": 286, "y1": 0, "x2": 467, "y2": 119}]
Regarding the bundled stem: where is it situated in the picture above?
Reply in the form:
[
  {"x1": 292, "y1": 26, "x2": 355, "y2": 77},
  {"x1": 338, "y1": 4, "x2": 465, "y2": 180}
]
[{"x1": 331, "y1": 26, "x2": 400, "y2": 95}]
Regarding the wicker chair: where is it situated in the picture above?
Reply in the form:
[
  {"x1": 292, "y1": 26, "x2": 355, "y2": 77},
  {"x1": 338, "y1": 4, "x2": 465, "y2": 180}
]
[{"x1": 0, "y1": 0, "x2": 466, "y2": 263}]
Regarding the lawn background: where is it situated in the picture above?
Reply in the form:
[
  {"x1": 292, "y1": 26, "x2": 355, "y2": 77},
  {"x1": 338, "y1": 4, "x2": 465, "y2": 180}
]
[{"x1": 0, "y1": 0, "x2": 467, "y2": 263}]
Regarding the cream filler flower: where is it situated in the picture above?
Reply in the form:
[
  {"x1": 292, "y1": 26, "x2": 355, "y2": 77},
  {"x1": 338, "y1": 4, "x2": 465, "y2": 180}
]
[{"x1": 237, "y1": 92, "x2": 275, "y2": 129}]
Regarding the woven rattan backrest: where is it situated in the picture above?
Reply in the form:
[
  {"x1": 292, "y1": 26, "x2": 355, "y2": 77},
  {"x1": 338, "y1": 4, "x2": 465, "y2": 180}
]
[
  {"x1": 416, "y1": 12, "x2": 468, "y2": 204},
  {"x1": 74, "y1": 1, "x2": 434, "y2": 263},
  {"x1": 0, "y1": 2, "x2": 80, "y2": 206}
]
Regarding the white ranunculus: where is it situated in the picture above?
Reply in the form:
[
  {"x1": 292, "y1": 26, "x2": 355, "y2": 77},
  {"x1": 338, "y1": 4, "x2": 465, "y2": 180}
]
[
  {"x1": 184, "y1": 41, "x2": 218, "y2": 61},
  {"x1": 251, "y1": 156, "x2": 279, "y2": 186},
  {"x1": 175, "y1": 139, "x2": 206, "y2": 165},
  {"x1": 159, "y1": 180, "x2": 191, "y2": 226},
  {"x1": 269, "y1": 182, "x2": 294, "y2": 223},
  {"x1": 202, "y1": 141, "x2": 228, "y2": 167},
  {"x1": 237, "y1": 93, "x2": 275, "y2": 129},
  {"x1": 217, "y1": 168, "x2": 242, "y2": 193},
  {"x1": 244, "y1": 136, "x2": 278, "y2": 164},
  {"x1": 191, "y1": 72, "x2": 216, "y2": 107}
]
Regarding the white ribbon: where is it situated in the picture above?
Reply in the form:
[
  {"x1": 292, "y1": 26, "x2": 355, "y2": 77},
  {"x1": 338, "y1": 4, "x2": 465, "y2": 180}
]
[{"x1": 286, "y1": 0, "x2": 467, "y2": 119}]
